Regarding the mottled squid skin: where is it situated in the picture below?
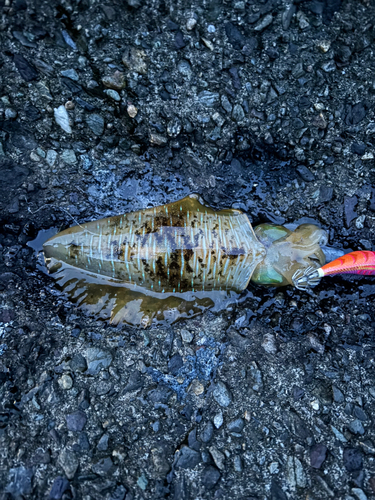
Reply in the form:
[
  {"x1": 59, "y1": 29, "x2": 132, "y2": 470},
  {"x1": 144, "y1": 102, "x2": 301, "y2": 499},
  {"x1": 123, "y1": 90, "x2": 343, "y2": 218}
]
[{"x1": 44, "y1": 194, "x2": 267, "y2": 294}]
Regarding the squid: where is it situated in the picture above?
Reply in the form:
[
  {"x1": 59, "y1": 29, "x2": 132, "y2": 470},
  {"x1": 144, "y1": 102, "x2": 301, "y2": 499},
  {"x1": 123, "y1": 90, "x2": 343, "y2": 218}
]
[{"x1": 42, "y1": 194, "x2": 374, "y2": 327}]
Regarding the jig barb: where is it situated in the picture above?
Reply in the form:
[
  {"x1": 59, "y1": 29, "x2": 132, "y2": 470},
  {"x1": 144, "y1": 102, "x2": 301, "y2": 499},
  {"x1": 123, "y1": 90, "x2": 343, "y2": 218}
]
[{"x1": 292, "y1": 250, "x2": 375, "y2": 290}]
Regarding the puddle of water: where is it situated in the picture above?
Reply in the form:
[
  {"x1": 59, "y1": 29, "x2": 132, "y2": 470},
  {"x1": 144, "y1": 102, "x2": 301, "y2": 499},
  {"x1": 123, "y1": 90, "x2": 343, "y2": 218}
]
[
  {"x1": 27, "y1": 228, "x2": 59, "y2": 253},
  {"x1": 27, "y1": 227, "x2": 59, "y2": 274},
  {"x1": 43, "y1": 260, "x2": 241, "y2": 327}
]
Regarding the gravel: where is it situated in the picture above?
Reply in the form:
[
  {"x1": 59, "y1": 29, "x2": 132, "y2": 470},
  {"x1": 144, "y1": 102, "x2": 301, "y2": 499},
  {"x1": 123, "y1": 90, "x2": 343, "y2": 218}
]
[
  {"x1": 54, "y1": 105, "x2": 72, "y2": 134},
  {"x1": 48, "y1": 476, "x2": 70, "y2": 500},
  {"x1": 85, "y1": 348, "x2": 113, "y2": 376},
  {"x1": 66, "y1": 411, "x2": 87, "y2": 432},
  {"x1": 310, "y1": 443, "x2": 328, "y2": 469},
  {"x1": 200, "y1": 421, "x2": 214, "y2": 443},
  {"x1": 212, "y1": 381, "x2": 233, "y2": 407},
  {"x1": 58, "y1": 448, "x2": 79, "y2": 479},
  {"x1": 86, "y1": 113, "x2": 105, "y2": 136}
]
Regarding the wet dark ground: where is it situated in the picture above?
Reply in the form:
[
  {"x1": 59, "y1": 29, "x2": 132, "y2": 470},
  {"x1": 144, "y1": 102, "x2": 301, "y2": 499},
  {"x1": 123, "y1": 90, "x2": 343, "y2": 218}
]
[{"x1": 1, "y1": 0, "x2": 375, "y2": 498}]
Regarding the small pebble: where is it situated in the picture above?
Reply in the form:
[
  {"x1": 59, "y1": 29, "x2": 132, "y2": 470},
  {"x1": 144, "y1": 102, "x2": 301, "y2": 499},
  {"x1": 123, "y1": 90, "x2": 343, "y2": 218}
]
[
  {"x1": 1, "y1": 96, "x2": 11, "y2": 106},
  {"x1": 66, "y1": 411, "x2": 87, "y2": 432},
  {"x1": 97, "y1": 434, "x2": 109, "y2": 451},
  {"x1": 177, "y1": 60, "x2": 192, "y2": 77},
  {"x1": 127, "y1": 104, "x2": 138, "y2": 118},
  {"x1": 54, "y1": 105, "x2": 72, "y2": 134},
  {"x1": 46, "y1": 150, "x2": 58, "y2": 166},
  {"x1": 227, "y1": 418, "x2": 245, "y2": 434},
  {"x1": 261, "y1": 333, "x2": 278, "y2": 354},
  {"x1": 180, "y1": 329, "x2": 194, "y2": 343},
  {"x1": 331, "y1": 425, "x2": 347, "y2": 443},
  {"x1": 85, "y1": 348, "x2": 112, "y2": 376},
  {"x1": 58, "y1": 374, "x2": 73, "y2": 390},
  {"x1": 269, "y1": 462, "x2": 279, "y2": 474},
  {"x1": 92, "y1": 457, "x2": 114, "y2": 476},
  {"x1": 209, "y1": 446, "x2": 225, "y2": 470},
  {"x1": 189, "y1": 379, "x2": 204, "y2": 395},
  {"x1": 198, "y1": 91, "x2": 220, "y2": 107},
  {"x1": 361, "y1": 152, "x2": 374, "y2": 160},
  {"x1": 104, "y1": 89, "x2": 121, "y2": 101},
  {"x1": 71, "y1": 353, "x2": 87, "y2": 373},
  {"x1": 322, "y1": 61, "x2": 336, "y2": 72},
  {"x1": 311, "y1": 400, "x2": 320, "y2": 411},
  {"x1": 202, "y1": 465, "x2": 221, "y2": 490},
  {"x1": 150, "y1": 133, "x2": 167, "y2": 146},
  {"x1": 137, "y1": 473, "x2": 148, "y2": 490},
  {"x1": 317, "y1": 40, "x2": 331, "y2": 53},
  {"x1": 61, "y1": 150, "x2": 77, "y2": 165},
  {"x1": 233, "y1": 455, "x2": 243, "y2": 472},
  {"x1": 200, "y1": 421, "x2": 214, "y2": 443},
  {"x1": 167, "y1": 117, "x2": 182, "y2": 137},
  {"x1": 186, "y1": 17, "x2": 197, "y2": 30},
  {"x1": 244, "y1": 410, "x2": 251, "y2": 422},
  {"x1": 314, "y1": 102, "x2": 325, "y2": 111},
  {"x1": 213, "y1": 381, "x2": 232, "y2": 407},
  {"x1": 102, "y1": 71, "x2": 126, "y2": 90},
  {"x1": 86, "y1": 114, "x2": 105, "y2": 135},
  {"x1": 298, "y1": 13, "x2": 310, "y2": 30},
  {"x1": 49, "y1": 477, "x2": 70, "y2": 499},
  {"x1": 232, "y1": 104, "x2": 245, "y2": 122},
  {"x1": 5, "y1": 108, "x2": 17, "y2": 119},
  {"x1": 313, "y1": 113, "x2": 327, "y2": 129},
  {"x1": 355, "y1": 215, "x2": 366, "y2": 230},
  {"x1": 30, "y1": 152, "x2": 41, "y2": 162},
  {"x1": 297, "y1": 165, "x2": 315, "y2": 182},
  {"x1": 348, "y1": 419, "x2": 365, "y2": 435},
  {"x1": 36, "y1": 147, "x2": 46, "y2": 158},
  {"x1": 307, "y1": 333, "x2": 325, "y2": 354},
  {"x1": 58, "y1": 448, "x2": 78, "y2": 479},
  {"x1": 221, "y1": 95, "x2": 232, "y2": 113},
  {"x1": 352, "y1": 488, "x2": 368, "y2": 500},
  {"x1": 213, "y1": 412, "x2": 223, "y2": 429},
  {"x1": 310, "y1": 443, "x2": 327, "y2": 469},
  {"x1": 202, "y1": 38, "x2": 214, "y2": 51},
  {"x1": 333, "y1": 386, "x2": 344, "y2": 403},
  {"x1": 254, "y1": 14, "x2": 273, "y2": 32},
  {"x1": 87, "y1": 80, "x2": 99, "y2": 89},
  {"x1": 65, "y1": 101, "x2": 75, "y2": 110},
  {"x1": 61, "y1": 69, "x2": 79, "y2": 81}
]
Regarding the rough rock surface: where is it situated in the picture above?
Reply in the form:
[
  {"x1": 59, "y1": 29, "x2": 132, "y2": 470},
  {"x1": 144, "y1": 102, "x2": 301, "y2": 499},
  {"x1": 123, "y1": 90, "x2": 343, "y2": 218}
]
[{"x1": 0, "y1": 0, "x2": 375, "y2": 499}]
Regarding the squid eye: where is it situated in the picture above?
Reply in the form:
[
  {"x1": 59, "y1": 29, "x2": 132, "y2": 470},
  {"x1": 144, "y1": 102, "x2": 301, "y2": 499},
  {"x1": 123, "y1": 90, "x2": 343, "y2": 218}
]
[
  {"x1": 309, "y1": 255, "x2": 321, "y2": 264},
  {"x1": 319, "y1": 230, "x2": 328, "y2": 247},
  {"x1": 319, "y1": 234, "x2": 328, "y2": 246}
]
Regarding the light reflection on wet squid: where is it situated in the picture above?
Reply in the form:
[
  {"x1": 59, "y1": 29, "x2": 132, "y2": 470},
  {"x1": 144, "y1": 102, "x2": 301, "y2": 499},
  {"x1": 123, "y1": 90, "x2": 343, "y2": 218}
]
[{"x1": 43, "y1": 194, "x2": 331, "y2": 327}]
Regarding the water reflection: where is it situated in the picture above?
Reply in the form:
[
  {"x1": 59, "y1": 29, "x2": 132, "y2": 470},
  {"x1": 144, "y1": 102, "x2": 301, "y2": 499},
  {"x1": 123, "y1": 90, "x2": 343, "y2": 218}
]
[{"x1": 45, "y1": 258, "x2": 239, "y2": 327}]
